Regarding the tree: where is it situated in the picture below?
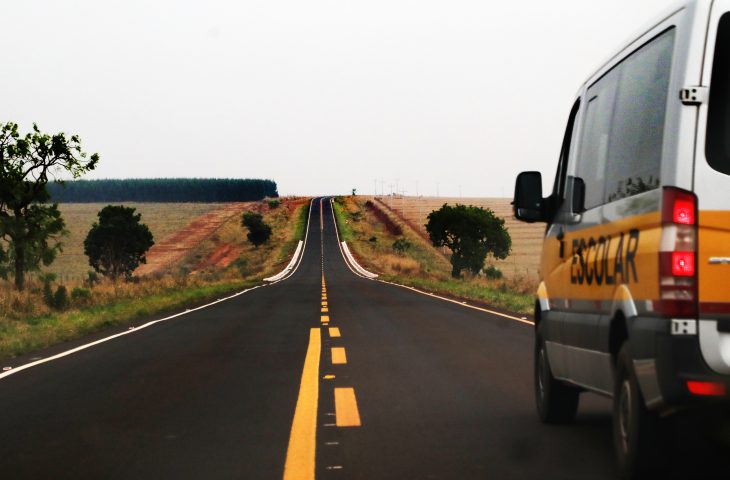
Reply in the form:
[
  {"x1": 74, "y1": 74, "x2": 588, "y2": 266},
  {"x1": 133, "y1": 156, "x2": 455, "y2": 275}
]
[
  {"x1": 84, "y1": 205, "x2": 154, "y2": 280},
  {"x1": 0, "y1": 122, "x2": 99, "y2": 290},
  {"x1": 425, "y1": 204, "x2": 511, "y2": 278},
  {"x1": 241, "y1": 212, "x2": 272, "y2": 248}
]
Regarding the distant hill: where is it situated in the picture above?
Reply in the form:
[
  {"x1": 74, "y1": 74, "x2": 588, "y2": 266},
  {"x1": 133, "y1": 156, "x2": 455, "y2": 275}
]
[{"x1": 47, "y1": 178, "x2": 278, "y2": 203}]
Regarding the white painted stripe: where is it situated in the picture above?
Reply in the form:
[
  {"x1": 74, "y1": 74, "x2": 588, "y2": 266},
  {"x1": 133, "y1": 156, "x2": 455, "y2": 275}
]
[
  {"x1": 0, "y1": 285, "x2": 263, "y2": 381},
  {"x1": 1, "y1": 198, "x2": 317, "y2": 381},
  {"x1": 341, "y1": 242, "x2": 378, "y2": 279}
]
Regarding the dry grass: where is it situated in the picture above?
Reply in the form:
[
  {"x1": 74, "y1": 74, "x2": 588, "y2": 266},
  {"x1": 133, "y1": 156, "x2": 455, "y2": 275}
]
[
  {"x1": 0, "y1": 198, "x2": 310, "y2": 359},
  {"x1": 44, "y1": 203, "x2": 222, "y2": 282},
  {"x1": 333, "y1": 196, "x2": 536, "y2": 314},
  {"x1": 377, "y1": 196, "x2": 544, "y2": 282}
]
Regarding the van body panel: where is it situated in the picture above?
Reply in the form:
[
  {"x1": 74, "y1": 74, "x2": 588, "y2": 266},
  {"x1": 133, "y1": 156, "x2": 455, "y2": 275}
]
[
  {"x1": 535, "y1": 3, "x2": 718, "y2": 401},
  {"x1": 693, "y1": 0, "x2": 730, "y2": 373}
]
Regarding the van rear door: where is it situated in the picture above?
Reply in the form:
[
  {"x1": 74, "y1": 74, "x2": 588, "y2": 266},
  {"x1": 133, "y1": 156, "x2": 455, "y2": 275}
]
[{"x1": 694, "y1": 1, "x2": 730, "y2": 374}]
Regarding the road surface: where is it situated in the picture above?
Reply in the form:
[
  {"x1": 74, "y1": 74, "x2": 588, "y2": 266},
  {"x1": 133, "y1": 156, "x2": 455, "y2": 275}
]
[{"x1": 0, "y1": 198, "x2": 619, "y2": 479}]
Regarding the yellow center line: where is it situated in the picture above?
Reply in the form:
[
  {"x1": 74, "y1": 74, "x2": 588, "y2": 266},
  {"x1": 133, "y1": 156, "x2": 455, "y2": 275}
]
[
  {"x1": 283, "y1": 328, "x2": 321, "y2": 480},
  {"x1": 331, "y1": 347, "x2": 347, "y2": 364},
  {"x1": 334, "y1": 387, "x2": 362, "y2": 427},
  {"x1": 322, "y1": 301, "x2": 328, "y2": 307},
  {"x1": 321, "y1": 308, "x2": 328, "y2": 313},
  {"x1": 328, "y1": 327, "x2": 341, "y2": 338}
]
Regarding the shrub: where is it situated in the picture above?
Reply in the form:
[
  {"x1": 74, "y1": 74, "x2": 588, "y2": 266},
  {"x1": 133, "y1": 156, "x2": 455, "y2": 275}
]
[
  {"x1": 369, "y1": 236, "x2": 377, "y2": 243},
  {"x1": 267, "y1": 199, "x2": 281, "y2": 209},
  {"x1": 71, "y1": 287, "x2": 92, "y2": 304},
  {"x1": 43, "y1": 282, "x2": 54, "y2": 307},
  {"x1": 52, "y1": 285, "x2": 70, "y2": 310},
  {"x1": 233, "y1": 257, "x2": 248, "y2": 277},
  {"x1": 85, "y1": 270, "x2": 100, "y2": 288},
  {"x1": 484, "y1": 265, "x2": 503, "y2": 279},
  {"x1": 84, "y1": 205, "x2": 155, "y2": 280},
  {"x1": 241, "y1": 212, "x2": 272, "y2": 247},
  {"x1": 392, "y1": 238, "x2": 412, "y2": 255}
]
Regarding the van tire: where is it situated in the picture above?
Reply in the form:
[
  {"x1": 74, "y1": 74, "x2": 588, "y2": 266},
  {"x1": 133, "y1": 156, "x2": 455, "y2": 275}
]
[
  {"x1": 613, "y1": 343, "x2": 664, "y2": 479},
  {"x1": 534, "y1": 331, "x2": 580, "y2": 424}
]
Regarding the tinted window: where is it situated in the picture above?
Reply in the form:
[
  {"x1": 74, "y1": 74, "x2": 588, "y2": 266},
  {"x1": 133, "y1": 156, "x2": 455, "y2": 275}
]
[
  {"x1": 576, "y1": 28, "x2": 674, "y2": 209},
  {"x1": 576, "y1": 70, "x2": 618, "y2": 209},
  {"x1": 707, "y1": 13, "x2": 730, "y2": 175},
  {"x1": 605, "y1": 29, "x2": 673, "y2": 202}
]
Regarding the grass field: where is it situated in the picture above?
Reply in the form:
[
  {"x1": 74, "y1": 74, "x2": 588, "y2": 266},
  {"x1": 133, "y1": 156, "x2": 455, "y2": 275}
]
[
  {"x1": 48, "y1": 203, "x2": 223, "y2": 281},
  {"x1": 0, "y1": 198, "x2": 310, "y2": 359},
  {"x1": 377, "y1": 196, "x2": 544, "y2": 282},
  {"x1": 333, "y1": 196, "x2": 534, "y2": 314}
]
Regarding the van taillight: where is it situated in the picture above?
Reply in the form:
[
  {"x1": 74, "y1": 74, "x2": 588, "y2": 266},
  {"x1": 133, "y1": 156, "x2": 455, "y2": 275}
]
[{"x1": 658, "y1": 187, "x2": 698, "y2": 318}]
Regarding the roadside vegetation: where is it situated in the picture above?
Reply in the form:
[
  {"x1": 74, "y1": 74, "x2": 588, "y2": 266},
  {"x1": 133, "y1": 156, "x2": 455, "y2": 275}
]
[
  {"x1": 332, "y1": 196, "x2": 534, "y2": 314},
  {"x1": 0, "y1": 195, "x2": 309, "y2": 360}
]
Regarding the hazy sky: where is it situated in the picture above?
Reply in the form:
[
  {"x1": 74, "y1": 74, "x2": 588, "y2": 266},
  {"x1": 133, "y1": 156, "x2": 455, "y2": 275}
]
[{"x1": 3, "y1": 0, "x2": 672, "y2": 197}]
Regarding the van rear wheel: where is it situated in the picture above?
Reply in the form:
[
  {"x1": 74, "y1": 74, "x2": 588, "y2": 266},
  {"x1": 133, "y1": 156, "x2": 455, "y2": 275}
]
[
  {"x1": 613, "y1": 343, "x2": 664, "y2": 479},
  {"x1": 534, "y1": 331, "x2": 580, "y2": 424}
]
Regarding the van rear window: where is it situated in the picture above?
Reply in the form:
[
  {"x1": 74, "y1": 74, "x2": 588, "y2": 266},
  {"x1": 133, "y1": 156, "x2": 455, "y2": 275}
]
[{"x1": 707, "y1": 13, "x2": 730, "y2": 175}]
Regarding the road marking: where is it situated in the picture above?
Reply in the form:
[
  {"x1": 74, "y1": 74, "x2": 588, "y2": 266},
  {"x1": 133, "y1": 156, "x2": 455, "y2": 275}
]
[
  {"x1": 321, "y1": 308, "x2": 329, "y2": 313},
  {"x1": 334, "y1": 387, "x2": 361, "y2": 427},
  {"x1": 322, "y1": 301, "x2": 328, "y2": 307},
  {"x1": 326, "y1": 197, "x2": 534, "y2": 327},
  {"x1": 321, "y1": 315, "x2": 329, "y2": 323},
  {"x1": 0, "y1": 199, "x2": 319, "y2": 382},
  {"x1": 331, "y1": 347, "x2": 347, "y2": 364},
  {"x1": 283, "y1": 328, "x2": 321, "y2": 480},
  {"x1": 323, "y1": 374, "x2": 335, "y2": 380},
  {"x1": 329, "y1": 327, "x2": 341, "y2": 338}
]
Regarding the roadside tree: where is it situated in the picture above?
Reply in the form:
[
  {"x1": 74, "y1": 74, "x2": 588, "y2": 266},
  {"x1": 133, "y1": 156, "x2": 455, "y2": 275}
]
[
  {"x1": 242, "y1": 212, "x2": 272, "y2": 248},
  {"x1": 425, "y1": 204, "x2": 511, "y2": 278},
  {"x1": 0, "y1": 122, "x2": 99, "y2": 290},
  {"x1": 84, "y1": 205, "x2": 154, "y2": 280}
]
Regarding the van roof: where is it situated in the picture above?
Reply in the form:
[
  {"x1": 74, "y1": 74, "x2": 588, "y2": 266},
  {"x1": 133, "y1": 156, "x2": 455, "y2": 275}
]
[{"x1": 581, "y1": 0, "x2": 708, "y2": 89}]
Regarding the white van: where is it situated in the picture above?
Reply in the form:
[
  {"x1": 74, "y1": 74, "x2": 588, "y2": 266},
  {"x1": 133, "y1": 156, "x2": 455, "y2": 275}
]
[{"x1": 513, "y1": 1, "x2": 730, "y2": 477}]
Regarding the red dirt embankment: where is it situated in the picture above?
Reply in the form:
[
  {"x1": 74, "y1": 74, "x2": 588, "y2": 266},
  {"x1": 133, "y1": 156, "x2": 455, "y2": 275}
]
[{"x1": 135, "y1": 203, "x2": 250, "y2": 276}]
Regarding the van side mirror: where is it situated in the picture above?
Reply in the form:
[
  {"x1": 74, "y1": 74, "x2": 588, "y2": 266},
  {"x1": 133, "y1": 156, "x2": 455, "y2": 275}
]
[
  {"x1": 513, "y1": 171, "x2": 546, "y2": 222},
  {"x1": 569, "y1": 176, "x2": 586, "y2": 214}
]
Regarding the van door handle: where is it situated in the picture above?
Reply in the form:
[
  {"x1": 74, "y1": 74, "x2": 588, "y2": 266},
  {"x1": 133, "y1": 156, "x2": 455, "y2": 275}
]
[{"x1": 557, "y1": 229, "x2": 565, "y2": 258}]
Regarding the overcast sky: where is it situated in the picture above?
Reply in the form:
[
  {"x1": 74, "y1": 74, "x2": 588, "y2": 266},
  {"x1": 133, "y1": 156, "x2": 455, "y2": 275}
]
[{"x1": 3, "y1": 0, "x2": 672, "y2": 197}]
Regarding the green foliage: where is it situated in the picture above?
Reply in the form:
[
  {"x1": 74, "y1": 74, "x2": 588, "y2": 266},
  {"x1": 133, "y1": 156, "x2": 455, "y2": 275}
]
[
  {"x1": 85, "y1": 270, "x2": 100, "y2": 288},
  {"x1": 352, "y1": 188, "x2": 357, "y2": 196},
  {"x1": 425, "y1": 204, "x2": 511, "y2": 278},
  {"x1": 267, "y1": 199, "x2": 281, "y2": 209},
  {"x1": 0, "y1": 122, "x2": 98, "y2": 290},
  {"x1": 232, "y1": 257, "x2": 248, "y2": 277},
  {"x1": 484, "y1": 265, "x2": 503, "y2": 279},
  {"x1": 43, "y1": 282, "x2": 54, "y2": 307},
  {"x1": 46, "y1": 178, "x2": 278, "y2": 203},
  {"x1": 42, "y1": 278, "x2": 70, "y2": 310},
  {"x1": 71, "y1": 287, "x2": 92, "y2": 301},
  {"x1": 392, "y1": 238, "x2": 412, "y2": 255},
  {"x1": 241, "y1": 212, "x2": 272, "y2": 248},
  {"x1": 53, "y1": 285, "x2": 69, "y2": 310},
  {"x1": 84, "y1": 205, "x2": 155, "y2": 280},
  {"x1": 369, "y1": 236, "x2": 377, "y2": 243}
]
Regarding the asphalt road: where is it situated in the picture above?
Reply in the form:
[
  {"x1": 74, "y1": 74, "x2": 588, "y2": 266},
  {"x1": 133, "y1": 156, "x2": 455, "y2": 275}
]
[{"x1": 0, "y1": 198, "x2": 619, "y2": 479}]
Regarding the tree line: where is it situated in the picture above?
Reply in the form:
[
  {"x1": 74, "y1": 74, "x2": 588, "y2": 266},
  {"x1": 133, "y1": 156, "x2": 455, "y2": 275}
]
[
  {"x1": 0, "y1": 122, "x2": 279, "y2": 292},
  {"x1": 47, "y1": 178, "x2": 278, "y2": 203}
]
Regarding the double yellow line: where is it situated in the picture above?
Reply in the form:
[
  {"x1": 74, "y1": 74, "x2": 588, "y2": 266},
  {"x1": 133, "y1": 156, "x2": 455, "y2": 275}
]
[{"x1": 283, "y1": 273, "x2": 360, "y2": 480}]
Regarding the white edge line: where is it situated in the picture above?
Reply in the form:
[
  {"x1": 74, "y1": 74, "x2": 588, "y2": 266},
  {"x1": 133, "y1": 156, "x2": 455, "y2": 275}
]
[
  {"x1": 341, "y1": 242, "x2": 378, "y2": 278},
  {"x1": 0, "y1": 197, "x2": 316, "y2": 381},
  {"x1": 328, "y1": 198, "x2": 534, "y2": 327}
]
